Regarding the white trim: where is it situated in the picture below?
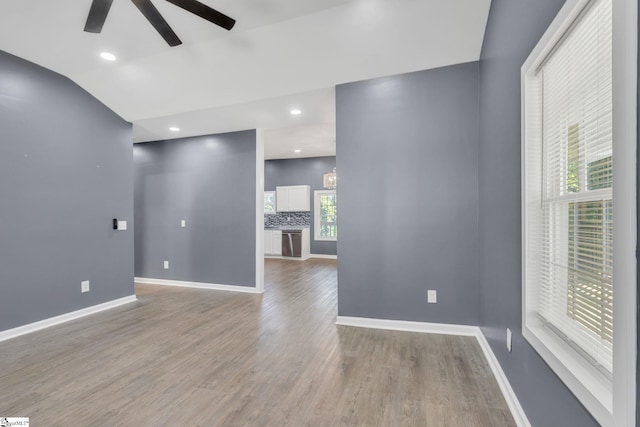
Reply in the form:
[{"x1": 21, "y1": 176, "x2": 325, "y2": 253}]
[
  {"x1": 309, "y1": 254, "x2": 338, "y2": 260},
  {"x1": 611, "y1": 0, "x2": 637, "y2": 425},
  {"x1": 135, "y1": 277, "x2": 263, "y2": 294},
  {"x1": 335, "y1": 316, "x2": 531, "y2": 427},
  {"x1": 521, "y1": 0, "x2": 591, "y2": 75},
  {"x1": 522, "y1": 326, "x2": 612, "y2": 420},
  {"x1": 0, "y1": 295, "x2": 137, "y2": 343},
  {"x1": 264, "y1": 255, "x2": 311, "y2": 261},
  {"x1": 336, "y1": 316, "x2": 478, "y2": 336},
  {"x1": 255, "y1": 129, "x2": 265, "y2": 293},
  {"x1": 475, "y1": 331, "x2": 532, "y2": 427}
]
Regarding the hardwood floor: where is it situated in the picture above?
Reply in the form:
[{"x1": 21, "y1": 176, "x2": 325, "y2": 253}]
[{"x1": 0, "y1": 259, "x2": 514, "y2": 426}]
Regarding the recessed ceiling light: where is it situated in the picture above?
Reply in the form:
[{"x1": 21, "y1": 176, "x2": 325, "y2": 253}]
[
  {"x1": 100, "y1": 52, "x2": 117, "y2": 61},
  {"x1": 169, "y1": 127, "x2": 180, "y2": 132},
  {"x1": 290, "y1": 109, "x2": 302, "y2": 116},
  {"x1": 294, "y1": 149, "x2": 301, "y2": 153}
]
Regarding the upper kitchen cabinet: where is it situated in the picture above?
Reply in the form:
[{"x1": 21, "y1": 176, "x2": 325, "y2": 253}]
[{"x1": 276, "y1": 185, "x2": 310, "y2": 212}]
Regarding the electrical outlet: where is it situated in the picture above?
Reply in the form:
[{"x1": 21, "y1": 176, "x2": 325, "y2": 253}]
[
  {"x1": 507, "y1": 328, "x2": 512, "y2": 352},
  {"x1": 427, "y1": 290, "x2": 437, "y2": 304},
  {"x1": 163, "y1": 261, "x2": 169, "y2": 269},
  {"x1": 81, "y1": 280, "x2": 90, "y2": 293},
  {"x1": 181, "y1": 220, "x2": 186, "y2": 228}
]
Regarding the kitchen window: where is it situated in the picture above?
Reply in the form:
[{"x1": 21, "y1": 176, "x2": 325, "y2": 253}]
[
  {"x1": 264, "y1": 191, "x2": 276, "y2": 214},
  {"x1": 521, "y1": 0, "x2": 636, "y2": 424},
  {"x1": 314, "y1": 190, "x2": 337, "y2": 241}
]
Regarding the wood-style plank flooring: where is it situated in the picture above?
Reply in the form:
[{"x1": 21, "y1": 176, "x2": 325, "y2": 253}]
[{"x1": 0, "y1": 259, "x2": 515, "y2": 426}]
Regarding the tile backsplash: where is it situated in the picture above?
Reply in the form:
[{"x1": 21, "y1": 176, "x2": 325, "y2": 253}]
[{"x1": 265, "y1": 211, "x2": 310, "y2": 228}]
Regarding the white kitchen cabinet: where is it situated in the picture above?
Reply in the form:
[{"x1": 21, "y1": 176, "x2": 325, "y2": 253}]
[
  {"x1": 271, "y1": 230, "x2": 282, "y2": 255},
  {"x1": 264, "y1": 230, "x2": 272, "y2": 254},
  {"x1": 288, "y1": 186, "x2": 309, "y2": 211},
  {"x1": 265, "y1": 228, "x2": 310, "y2": 259},
  {"x1": 301, "y1": 228, "x2": 310, "y2": 259},
  {"x1": 276, "y1": 185, "x2": 310, "y2": 212},
  {"x1": 276, "y1": 187, "x2": 289, "y2": 212},
  {"x1": 264, "y1": 229, "x2": 282, "y2": 256}
]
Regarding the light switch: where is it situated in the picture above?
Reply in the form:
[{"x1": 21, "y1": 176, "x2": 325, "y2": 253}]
[
  {"x1": 163, "y1": 261, "x2": 169, "y2": 269},
  {"x1": 181, "y1": 220, "x2": 186, "y2": 228},
  {"x1": 117, "y1": 220, "x2": 127, "y2": 231}
]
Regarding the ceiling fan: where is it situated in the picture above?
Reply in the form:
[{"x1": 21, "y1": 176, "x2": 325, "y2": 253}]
[{"x1": 84, "y1": 0, "x2": 236, "y2": 47}]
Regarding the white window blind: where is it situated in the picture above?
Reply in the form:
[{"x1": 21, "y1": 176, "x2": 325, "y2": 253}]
[{"x1": 528, "y1": 0, "x2": 613, "y2": 373}]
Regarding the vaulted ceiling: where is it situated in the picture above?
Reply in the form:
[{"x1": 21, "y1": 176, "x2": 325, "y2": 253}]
[{"x1": 0, "y1": 0, "x2": 490, "y2": 156}]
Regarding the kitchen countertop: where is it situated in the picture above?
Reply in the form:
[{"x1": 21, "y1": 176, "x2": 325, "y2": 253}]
[{"x1": 265, "y1": 227, "x2": 309, "y2": 231}]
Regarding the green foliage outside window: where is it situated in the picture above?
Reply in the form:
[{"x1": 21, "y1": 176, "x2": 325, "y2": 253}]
[
  {"x1": 319, "y1": 194, "x2": 337, "y2": 238},
  {"x1": 567, "y1": 124, "x2": 580, "y2": 193},
  {"x1": 588, "y1": 156, "x2": 612, "y2": 190}
]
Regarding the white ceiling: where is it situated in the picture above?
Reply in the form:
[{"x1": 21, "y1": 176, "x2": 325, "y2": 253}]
[
  {"x1": 0, "y1": 0, "x2": 491, "y2": 157},
  {"x1": 264, "y1": 122, "x2": 336, "y2": 160}
]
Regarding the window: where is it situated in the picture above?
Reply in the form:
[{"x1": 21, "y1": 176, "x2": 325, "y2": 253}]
[
  {"x1": 522, "y1": 0, "x2": 636, "y2": 424},
  {"x1": 264, "y1": 191, "x2": 276, "y2": 214},
  {"x1": 314, "y1": 190, "x2": 337, "y2": 241}
]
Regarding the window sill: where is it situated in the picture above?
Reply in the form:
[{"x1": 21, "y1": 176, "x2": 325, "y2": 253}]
[
  {"x1": 522, "y1": 323, "x2": 612, "y2": 425},
  {"x1": 314, "y1": 236, "x2": 337, "y2": 242}
]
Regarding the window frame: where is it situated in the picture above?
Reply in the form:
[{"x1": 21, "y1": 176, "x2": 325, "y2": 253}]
[
  {"x1": 264, "y1": 191, "x2": 276, "y2": 215},
  {"x1": 314, "y1": 190, "x2": 337, "y2": 241},
  {"x1": 520, "y1": 0, "x2": 637, "y2": 425}
]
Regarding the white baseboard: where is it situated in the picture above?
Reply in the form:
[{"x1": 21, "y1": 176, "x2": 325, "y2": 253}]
[
  {"x1": 264, "y1": 255, "x2": 311, "y2": 261},
  {"x1": 265, "y1": 254, "x2": 336, "y2": 260},
  {"x1": 310, "y1": 254, "x2": 338, "y2": 260},
  {"x1": 336, "y1": 316, "x2": 479, "y2": 336},
  {"x1": 475, "y1": 331, "x2": 531, "y2": 427},
  {"x1": 0, "y1": 295, "x2": 137, "y2": 343},
  {"x1": 335, "y1": 316, "x2": 530, "y2": 427},
  {"x1": 135, "y1": 277, "x2": 263, "y2": 294}
]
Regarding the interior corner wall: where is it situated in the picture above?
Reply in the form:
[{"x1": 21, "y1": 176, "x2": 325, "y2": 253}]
[
  {"x1": 133, "y1": 130, "x2": 256, "y2": 287},
  {"x1": 265, "y1": 156, "x2": 337, "y2": 255},
  {"x1": 0, "y1": 50, "x2": 134, "y2": 331},
  {"x1": 335, "y1": 62, "x2": 480, "y2": 325},
  {"x1": 477, "y1": 1, "x2": 600, "y2": 425}
]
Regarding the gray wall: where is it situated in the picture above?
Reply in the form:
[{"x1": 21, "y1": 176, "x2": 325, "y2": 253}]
[
  {"x1": 265, "y1": 156, "x2": 337, "y2": 255},
  {"x1": 477, "y1": 1, "x2": 599, "y2": 425},
  {"x1": 0, "y1": 50, "x2": 134, "y2": 331},
  {"x1": 336, "y1": 62, "x2": 480, "y2": 325},
  {"x1": 134, "y1": 131, "x2": 256, "y2": 287},
  {"x1": 636, "y1": 4, "x2": 639, "y2": 424}
]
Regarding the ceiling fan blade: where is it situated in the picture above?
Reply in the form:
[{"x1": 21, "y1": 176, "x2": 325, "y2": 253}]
[
  {"x1": 131, "y1": 0, "x2": 182, "y2": 46},
  {"x1": 164, "y1": 0, "x2": 235, "y2": 31},
  {"x1": 84, "y1": 0, "x2": 114, "y2": 33}
]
